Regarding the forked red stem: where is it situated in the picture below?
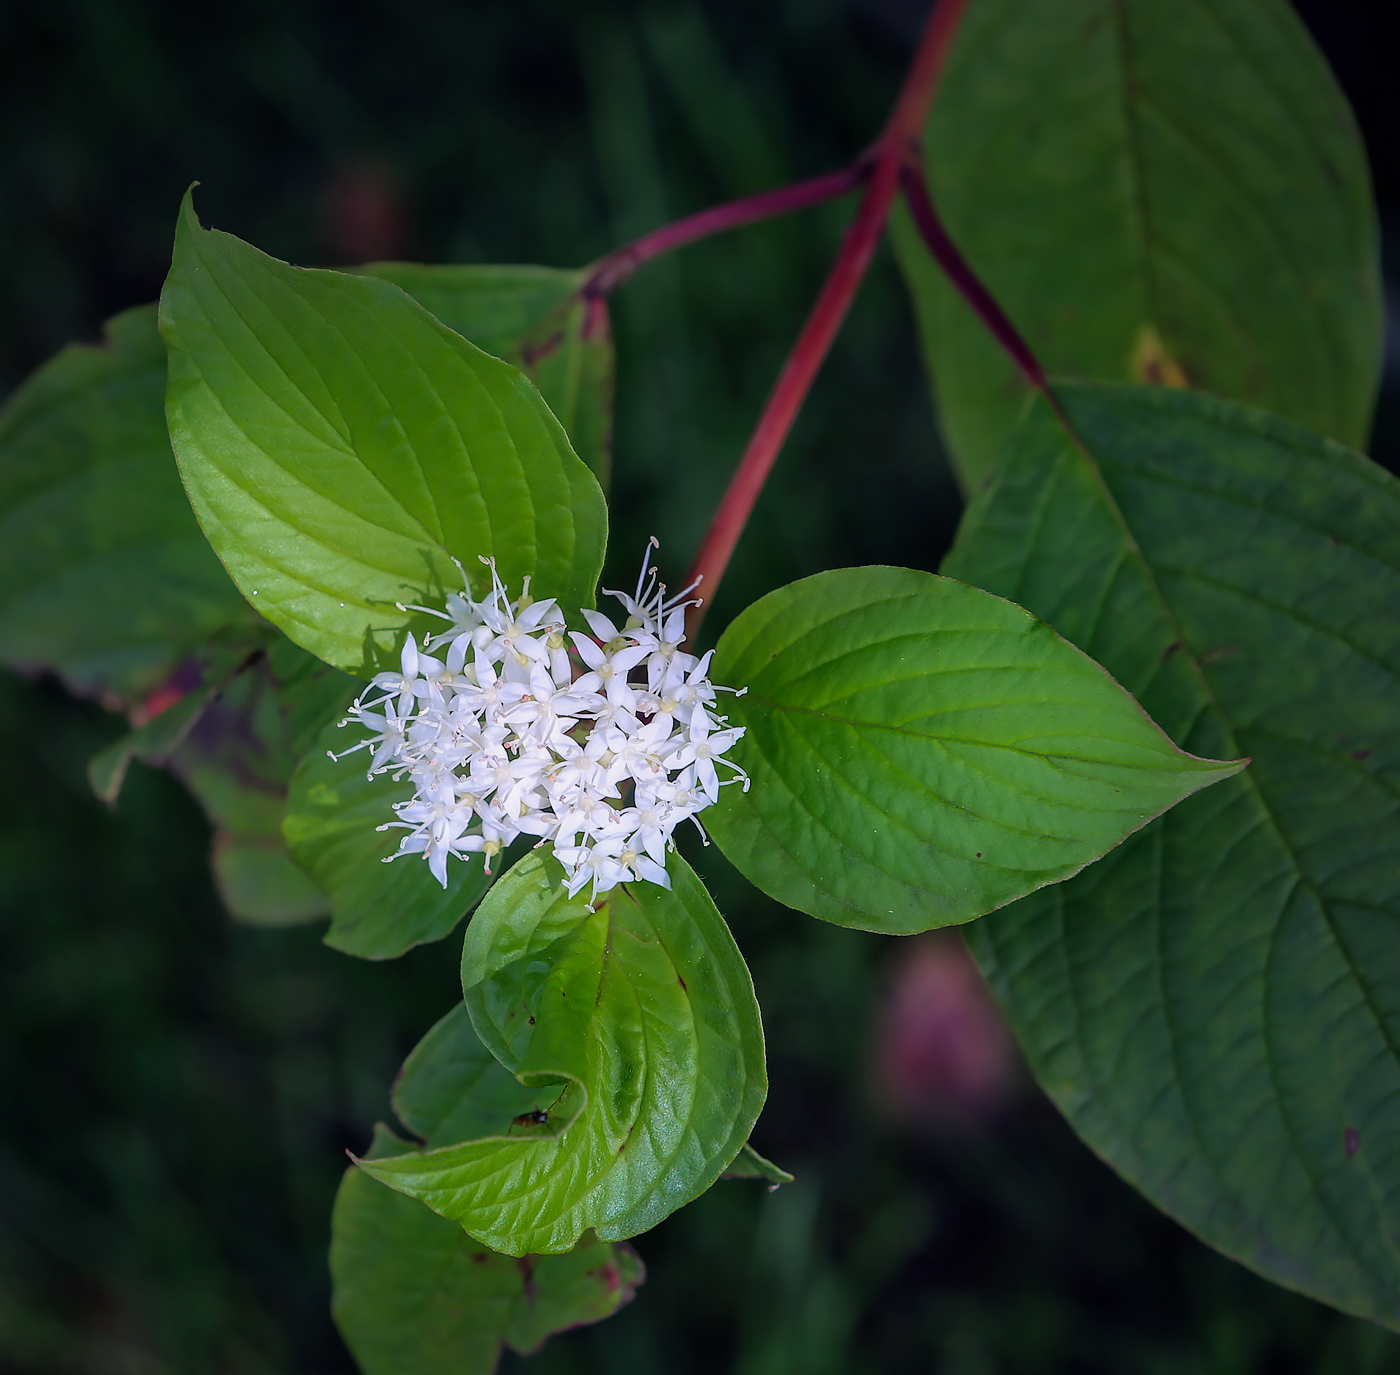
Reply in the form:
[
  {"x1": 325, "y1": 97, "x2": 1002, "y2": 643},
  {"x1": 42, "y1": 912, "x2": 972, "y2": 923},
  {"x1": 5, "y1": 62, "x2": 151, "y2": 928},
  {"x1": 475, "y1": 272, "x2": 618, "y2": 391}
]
[{"x1": 683, "y1": 0, "x2": 972, "y2": 640}]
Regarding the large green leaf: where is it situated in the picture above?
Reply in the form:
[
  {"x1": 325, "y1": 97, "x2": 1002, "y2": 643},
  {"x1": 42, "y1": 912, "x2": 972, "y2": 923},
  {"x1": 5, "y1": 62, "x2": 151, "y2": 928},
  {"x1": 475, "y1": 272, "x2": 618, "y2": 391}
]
[
  {"x1": 282, "y1": 707, "x2": 498, "y2": 960},
  {"x1": 159, "y1": 191, "x2": 607, "y2": 674},
  {"x1": 361, "y1": 263, "x2": 613, "y2": 490},
  {"x1": 705, "y1": 566, "x2": 1242, "y2": 933},
  {"x1": 944, "y1": 381, "x2": 1400, "y2": 1326},
  {"x1": 331, "y1": 1124, "x2": 643, "y2": 1375},
  {"x1": 894, "y1": 0, "x2": 1381, "y2": 489},
  {"x1": 356, "y1": 851, "x2": 766, "y2": 1255},
  {"x1": 0, "y1": 304, "x2": 251, "y2": 704}
]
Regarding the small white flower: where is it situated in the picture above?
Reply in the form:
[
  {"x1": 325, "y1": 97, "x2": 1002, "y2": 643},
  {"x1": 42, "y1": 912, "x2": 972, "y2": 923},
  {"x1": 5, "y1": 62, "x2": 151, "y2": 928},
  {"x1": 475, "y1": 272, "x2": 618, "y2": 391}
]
[{"x1": 338, "y1": 547, "x2": 746, "y2": 901}]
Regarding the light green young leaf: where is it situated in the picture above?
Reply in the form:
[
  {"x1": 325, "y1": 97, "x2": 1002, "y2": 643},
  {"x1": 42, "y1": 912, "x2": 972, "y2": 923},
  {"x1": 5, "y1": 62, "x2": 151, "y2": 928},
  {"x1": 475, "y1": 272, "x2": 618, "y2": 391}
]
[
  {"x1": 0, "y1": 304, "x2": 251, "y2": 704},
  {"x1": 361, "y1": 263, "x2": 614, "y2": 489},
  {"x1": 283, "y1": 708, "x2": 497, "y2": 960},
  {"x1": 705, "y1": 566, "x2": 1242, "y2": 933},
  {"x1": 722, "y1": 1143, "x2": 794, "y2": 1188},
  {"x1": 945, "y1": 381, "x2": 1400, "y2": 1328},
  {"x1": 331, "y1": 1124, "x2": 644, "y2": 1375},
  {"x1": 159, "y1": 191, "x2": 607, "y2": 674},
  {"x1": 894, "y1": 0, "x2": 1381, "y2": 489},
  {"x1": 356, "y1": 851, "x2": 766, "y2": 1256}
]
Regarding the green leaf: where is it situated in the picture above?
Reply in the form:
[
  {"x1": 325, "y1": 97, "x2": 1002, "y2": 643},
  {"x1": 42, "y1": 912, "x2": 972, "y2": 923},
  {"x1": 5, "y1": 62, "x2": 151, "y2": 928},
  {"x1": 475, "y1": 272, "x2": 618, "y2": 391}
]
[
  {"x1": 83, "y1": 634, "x2": 343, "y2": 923},
  {"x1": 944, "y1": 381, "x2": 1400, "y2": 1326},
  {"x1": 721, "y1": 1143, "x2": 794, "y2": 1188},
  {"x1": 360, "y1": 264, "x2": 581, "y2": 352},
  {"x1": 264, "y1": 630, "x2": 361, "y2": 756},
  {"x1": 166, "y1": 648, "x2": 337, "y2": 925},
  {"x1": 705, "y1": 566, "x2": 1242, "y2": 933},
  {"x1": 331, "y1": 1124, "x2": 644, "y2": 1375},
  {"x1": 360, "y1": 263, "x2": 614, "y2": 490},
  {"x1": 210, "y1": 832, "x2": 329, "y2": 928},
  {"x1": 394, "y1": 1002, "x2": 545, "y2": 1147},
  {"x1": 159, "y1": 191, "x2": 607, "y2": 675},
  {"x1": 88, "y1": 681, "x2": 217, "y2": 806},
  {"x1": 356, "y1": 851, "x2": 767, "y2": 1255},
  {"x1": 0, "y1": 304, "x2": 251, "y2": 704},
  {"x1": 893, "y1": 0, "x2": 1381, "y2": 489},
  {"x1": 283, "y1": 707, "x2": 498, "y2": 960},
  {"x1": 86, "y1": 634, "x2": 277, "y2": 805}
]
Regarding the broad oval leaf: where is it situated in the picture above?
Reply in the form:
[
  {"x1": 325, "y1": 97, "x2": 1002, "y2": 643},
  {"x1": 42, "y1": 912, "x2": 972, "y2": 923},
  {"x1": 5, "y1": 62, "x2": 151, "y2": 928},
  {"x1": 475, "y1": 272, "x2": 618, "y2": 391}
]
[
  {"x1": 331, "y1": 1124, "x2": 643, "y2": 1375},
  {"x1": 356, "y1": 851, "x2": 766, "y2": 1255},
  {"x1": 894, "y1": 0, "x2": 1381, "y2": 488},
  {"x1": 361, "y1": 263, "x2": 614, "y2": 490},
  {"x1": 283, "y1": 708, "x2": 498, "y2": 960},
  {"x1": 944, "y1": 381, "x2": 1400, "y2": 1327},
  {"x1": 159, "y1": 191, "x2": 607, "y2": 674},
  {"x1": 0, "y1": 304, "x2": 251, "y2": 704},
  {"x1": 705, "y1": 566, "x2": 1242, "y2": 933}
]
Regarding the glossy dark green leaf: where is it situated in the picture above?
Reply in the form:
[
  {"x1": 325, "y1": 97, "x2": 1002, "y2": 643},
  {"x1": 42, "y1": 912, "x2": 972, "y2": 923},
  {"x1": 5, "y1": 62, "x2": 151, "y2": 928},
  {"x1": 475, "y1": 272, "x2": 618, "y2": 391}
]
[
  {"x1": 361, "y1": 263, "x2": 613, "y2": 490},
  {"x1": 894, "y1": 0, "x2": 1381, "y2": 489},
  {"x1": 944, "y1": 381, "x2": 1400, "y2": 1326},
  {"x1": 0, "y1": 304, "x2": 251, "y2": 704},
  {"x1": 160, "y1": 192, "x2": 607, "y2": 674},
  {"x1": 282, "y1": 707, "x2": 498, "y2": 959},
  {"x1": 331, "y1": 1124, "x2": 644, "y2": 1375},
  {"x1": 357, "y1": 852, "x2": 766, "y2": 1255},
  {"x1": 706, "y1": 566, "x2": 1242, "y2": 933}
]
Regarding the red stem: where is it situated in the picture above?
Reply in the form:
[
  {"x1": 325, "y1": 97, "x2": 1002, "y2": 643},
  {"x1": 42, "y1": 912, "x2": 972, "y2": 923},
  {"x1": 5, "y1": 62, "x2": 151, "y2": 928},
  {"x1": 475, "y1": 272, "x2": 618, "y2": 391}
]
[
  {"x1": 583, "y1": 164, "x2": 869, "y2": 298},
  {"x1": 684, "y1": 0, "x2": 971, "y2": 640}
]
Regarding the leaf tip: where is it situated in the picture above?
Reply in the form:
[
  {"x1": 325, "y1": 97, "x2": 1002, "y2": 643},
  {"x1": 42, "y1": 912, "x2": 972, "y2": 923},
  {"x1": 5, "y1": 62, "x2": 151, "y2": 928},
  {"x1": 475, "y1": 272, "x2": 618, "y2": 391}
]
[{"x1": 176, "y1": 183, "x2": 204, "y2": 236}]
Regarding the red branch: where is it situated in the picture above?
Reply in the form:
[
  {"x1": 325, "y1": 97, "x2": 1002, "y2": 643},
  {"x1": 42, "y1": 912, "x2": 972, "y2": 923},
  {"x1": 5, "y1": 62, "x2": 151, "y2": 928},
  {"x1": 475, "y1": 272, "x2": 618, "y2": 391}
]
[
  {"x1": 684, "y1": 0, "x2": 972, "y2": 640},
  {"x1": 583, "y1": 164, "x2": 869, "y2": 298}
]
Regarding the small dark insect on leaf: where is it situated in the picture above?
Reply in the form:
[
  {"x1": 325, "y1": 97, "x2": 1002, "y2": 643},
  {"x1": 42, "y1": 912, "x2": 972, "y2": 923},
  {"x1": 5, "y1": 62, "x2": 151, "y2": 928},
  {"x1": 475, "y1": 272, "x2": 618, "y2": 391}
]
[{"x1": 512, "y1": 1109, "x2": 550, "y2": 1129}]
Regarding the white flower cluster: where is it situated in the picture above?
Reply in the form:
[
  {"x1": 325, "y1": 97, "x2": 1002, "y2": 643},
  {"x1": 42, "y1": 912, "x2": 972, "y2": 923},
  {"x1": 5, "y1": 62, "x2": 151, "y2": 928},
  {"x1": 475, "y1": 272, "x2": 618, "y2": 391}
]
[{"x1": 335, "y1": 545, "x2": 748, "y2": 903}]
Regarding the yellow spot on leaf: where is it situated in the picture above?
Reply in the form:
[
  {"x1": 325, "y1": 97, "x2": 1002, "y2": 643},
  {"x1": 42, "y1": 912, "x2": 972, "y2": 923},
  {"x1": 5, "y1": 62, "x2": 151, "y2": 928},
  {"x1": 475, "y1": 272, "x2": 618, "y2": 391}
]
[{"x1": 1130, "y1": 325, "x2": 1190, "y2": 388}]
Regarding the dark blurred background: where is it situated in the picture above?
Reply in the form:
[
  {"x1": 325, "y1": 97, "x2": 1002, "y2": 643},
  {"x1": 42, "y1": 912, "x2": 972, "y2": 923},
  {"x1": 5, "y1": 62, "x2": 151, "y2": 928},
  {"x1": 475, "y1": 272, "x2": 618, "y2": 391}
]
[{"x1": 1, "y1": 1, "x2": 1397, "y2": 1371}]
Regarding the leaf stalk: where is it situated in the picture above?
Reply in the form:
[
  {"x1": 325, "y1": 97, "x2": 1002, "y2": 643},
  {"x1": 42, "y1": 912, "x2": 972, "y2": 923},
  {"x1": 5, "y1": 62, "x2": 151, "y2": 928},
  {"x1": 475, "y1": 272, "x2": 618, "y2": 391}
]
[{"x1": 582, "y1": 164, "x2": 869, "y2": 298}]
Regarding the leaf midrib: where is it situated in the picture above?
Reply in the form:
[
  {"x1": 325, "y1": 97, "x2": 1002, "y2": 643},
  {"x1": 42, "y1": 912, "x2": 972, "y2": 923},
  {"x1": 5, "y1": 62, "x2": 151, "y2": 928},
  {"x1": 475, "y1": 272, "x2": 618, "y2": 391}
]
[{"x1": 743, "y1": 689, "x2": 1203, "y2": 776}]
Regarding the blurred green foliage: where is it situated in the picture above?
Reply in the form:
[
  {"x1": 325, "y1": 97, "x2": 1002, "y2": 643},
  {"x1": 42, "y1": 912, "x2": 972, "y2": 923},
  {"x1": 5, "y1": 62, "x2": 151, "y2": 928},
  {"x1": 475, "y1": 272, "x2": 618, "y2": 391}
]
[{"x1": 1, "y1": 0, "x2": 1397, "y2": 1370}]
